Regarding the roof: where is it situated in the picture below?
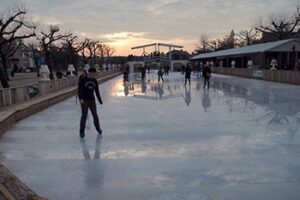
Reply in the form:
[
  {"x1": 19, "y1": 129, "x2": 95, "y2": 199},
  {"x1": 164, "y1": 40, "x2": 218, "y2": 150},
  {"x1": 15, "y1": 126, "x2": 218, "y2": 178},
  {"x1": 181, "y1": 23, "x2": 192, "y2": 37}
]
[{"x1": 191, "y1": 38, "x2": 300, "y2": 60}]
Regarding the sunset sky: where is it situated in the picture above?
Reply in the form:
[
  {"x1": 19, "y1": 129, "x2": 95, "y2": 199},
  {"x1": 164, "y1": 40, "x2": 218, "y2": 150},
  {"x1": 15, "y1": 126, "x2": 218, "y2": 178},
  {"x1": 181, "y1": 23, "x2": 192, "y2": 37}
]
[{"x1": 1, "y1": 0, "x2": 298, "y2": 56}]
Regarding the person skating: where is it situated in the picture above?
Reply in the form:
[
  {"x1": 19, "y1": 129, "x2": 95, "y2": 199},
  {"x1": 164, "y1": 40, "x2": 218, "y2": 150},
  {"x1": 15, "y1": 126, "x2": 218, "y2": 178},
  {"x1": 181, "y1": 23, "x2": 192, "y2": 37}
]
[
  {"x1": 123, "y1": 67, "x2": 129, "y2": 82},
  {"x1": 78, "y1": 67, "x2": 103, "y2": 138},
  {"x1": 181, "y1": 65, "x2": 185, "y2": 75},
  {"x1": 185, "y1": 64, "x2": 192, "y2": 86},
  {"x1": 202, "y1": 65, "x2": 211, "y2": 89},
  {"x1": 141, "y1": 66, "x2": 146, "y2": 80},
  {"x1": 158, "y1": 65, "x2": 164, "y2": 82},
  {"x1": 166, "y1": 65, "x2": 170, "y2": 75},
  {"x1": 147, "y1": 64, "x2": 151, "y2": 74},
  {"x1": 164, "y1": 65, "x2": 169, "y2": 76}
]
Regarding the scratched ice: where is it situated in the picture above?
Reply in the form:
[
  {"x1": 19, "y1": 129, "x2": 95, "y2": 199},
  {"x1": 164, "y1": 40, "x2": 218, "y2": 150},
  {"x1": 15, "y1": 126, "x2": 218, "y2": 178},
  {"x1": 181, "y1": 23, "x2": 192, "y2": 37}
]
[{"x1": 0, "y1": 72, "x2": 300, "y2": 200}]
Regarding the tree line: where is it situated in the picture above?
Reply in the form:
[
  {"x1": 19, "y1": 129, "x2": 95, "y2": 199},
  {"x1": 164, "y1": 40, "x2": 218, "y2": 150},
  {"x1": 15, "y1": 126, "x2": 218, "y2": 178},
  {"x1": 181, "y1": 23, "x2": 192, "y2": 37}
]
[
  {"x1": 195, "y1": 6, "x2": 300, "y2": 54},
  {"x1": 0, "y1": 6, "x2": 116, "y2": 88}
]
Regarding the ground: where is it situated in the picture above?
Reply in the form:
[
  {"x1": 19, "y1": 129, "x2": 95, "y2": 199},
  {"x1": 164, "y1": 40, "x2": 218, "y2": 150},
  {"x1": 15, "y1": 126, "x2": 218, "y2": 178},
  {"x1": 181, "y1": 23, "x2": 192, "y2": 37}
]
[{"x1": 0, "y1": 72, "x2": 300, "y2": 200}]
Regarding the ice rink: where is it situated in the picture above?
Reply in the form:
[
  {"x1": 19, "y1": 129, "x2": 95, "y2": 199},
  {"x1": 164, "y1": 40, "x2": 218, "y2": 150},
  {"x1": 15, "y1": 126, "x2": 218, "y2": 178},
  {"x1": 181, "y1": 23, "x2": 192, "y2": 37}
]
[{"x1": 0, "y1": 72, "x2": 300, "y2": 200}]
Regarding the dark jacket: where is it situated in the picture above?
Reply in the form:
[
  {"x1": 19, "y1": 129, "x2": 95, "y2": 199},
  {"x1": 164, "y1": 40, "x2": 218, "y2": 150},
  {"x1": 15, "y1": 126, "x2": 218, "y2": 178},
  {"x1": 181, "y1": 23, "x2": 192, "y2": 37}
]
[
  {"x1": 78, "y1": 76, "x2": 103, "y2": 104},
  {"x1": 202, "y1": 66, "x2": 211, "y2": 78},
  {"x1": 185, "y1": 66, "x2": 192, "y2": 78}
]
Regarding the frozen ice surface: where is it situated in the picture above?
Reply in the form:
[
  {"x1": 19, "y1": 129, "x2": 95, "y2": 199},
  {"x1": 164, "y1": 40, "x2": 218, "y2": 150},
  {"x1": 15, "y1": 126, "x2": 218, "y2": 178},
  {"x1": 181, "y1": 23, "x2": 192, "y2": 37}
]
[{"x1": 0, "y1": 72, "x2": 300, "y2": 200}]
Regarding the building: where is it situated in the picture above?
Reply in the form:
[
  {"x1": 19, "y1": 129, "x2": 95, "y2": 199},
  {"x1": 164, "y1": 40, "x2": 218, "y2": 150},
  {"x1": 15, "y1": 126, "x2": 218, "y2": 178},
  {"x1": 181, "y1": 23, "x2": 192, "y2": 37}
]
[
  {"x1": 191, "y1": 39, "x2": 300, "y2": 70},
  {"x1": 1, "y1": 43, "x2": 37, "y2": 72}
]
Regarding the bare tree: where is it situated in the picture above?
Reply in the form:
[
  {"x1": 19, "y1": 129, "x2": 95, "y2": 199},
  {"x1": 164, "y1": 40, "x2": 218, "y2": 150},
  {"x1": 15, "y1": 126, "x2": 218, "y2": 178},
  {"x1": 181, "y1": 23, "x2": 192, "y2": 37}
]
[
  {"x1": 195, "y1": 34, "x2": 210, "y2": 53},
  {"x1": 39, "y1": 25, "x2": 71, "y2": 79},
  {"x1": 97, "y1": 44, "x2": 106, "y2": 70},
  {"x1": 208, "y1": 40, "x2": 219, "y2": 51},
  {"x1": 62, "y1": 34, "x2": 90, "y2": 72},
  {"x1": 86, "y1": 40, "x2": 99, "y2": 66},
  {"x1": 227, "y1": 30, "x2": 236, "y2": 48},
  {"x1": 237, "y1": 29, "x2": 260, "y2": 46},
  {"x1": 23, "y1": 42, "x2": 41, "y2": 77},
  {"x1": 79, "y1": 38, "x2": 92, "y2": 66},
  {"x1": 217, "y1": 30, "x2": 236, "y2": 50},
  {"x1": 104, "y1": 44, "x2": 115, "y2": 67},
  {"x1": 256, "y1": 7, "x2": 300, "y2": 40},
  {"x1": 67, "y1": 38, "x2": 90, "y2": 70},
  {"x1": 63, "y1": 34, "x2": 78, "y2": 67},
  {"x1": 0, "y1": 8, "x2": 36, "y2": 88}
]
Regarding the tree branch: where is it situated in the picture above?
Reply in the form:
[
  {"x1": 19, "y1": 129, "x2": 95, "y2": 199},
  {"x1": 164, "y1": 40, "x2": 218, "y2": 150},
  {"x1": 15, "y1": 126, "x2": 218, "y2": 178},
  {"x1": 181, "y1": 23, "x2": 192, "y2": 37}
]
[{"x1": 0, "y1": 11, "x2": 26, "y2": 33}]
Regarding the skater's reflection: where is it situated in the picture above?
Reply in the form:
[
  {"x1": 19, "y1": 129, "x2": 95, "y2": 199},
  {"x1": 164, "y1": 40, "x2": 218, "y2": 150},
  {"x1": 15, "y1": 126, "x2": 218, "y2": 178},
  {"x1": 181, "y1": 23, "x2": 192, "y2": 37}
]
[
  {"x1": 80, "y1": 135, "x2": 103, "y2": 188},
  {"x1": 141, "y1": 80, "x2": 147, "y2": 93},
  {"x1": 202, "y1": 89, "x2": 211, "y2": 112},
  {"x1": 156, "y1": 83, "x2": 164, "y2": 99},
  {"x1": 124, "y1": 82, "x2": 129, "y2": 97},
  {"x1": 184, "y1": 85, "x2": 191, "y2": 106},
  {"x1": 196, "y1": 80, "x2": 201, "y2": 91}
]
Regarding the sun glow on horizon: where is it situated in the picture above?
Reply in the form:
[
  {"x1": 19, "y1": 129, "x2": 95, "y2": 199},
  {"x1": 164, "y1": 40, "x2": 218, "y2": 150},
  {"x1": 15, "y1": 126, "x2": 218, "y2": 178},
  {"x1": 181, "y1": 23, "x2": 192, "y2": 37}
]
[{"x1": 77, "y1": 31, "x2": 196, "y2": 56}]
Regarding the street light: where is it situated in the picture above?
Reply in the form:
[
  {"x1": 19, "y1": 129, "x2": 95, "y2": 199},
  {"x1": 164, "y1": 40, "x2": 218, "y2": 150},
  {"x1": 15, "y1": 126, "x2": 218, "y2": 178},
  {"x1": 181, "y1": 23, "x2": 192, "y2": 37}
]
[
  {"x1": 67, "y1": 64, "x2": 76, "y2": 76},
  {"x1": 231, "y1": 60, "x2": 236, "y2": 68},
  {"x1": 40, "y1": 64, "x2": 50, "y2": 81},
  {"x1": 247, "y1": 60, "x2": 253, "y2": 69},
  {"x1": 270, "y1": 59, "x2": 277, "y2": 70}
]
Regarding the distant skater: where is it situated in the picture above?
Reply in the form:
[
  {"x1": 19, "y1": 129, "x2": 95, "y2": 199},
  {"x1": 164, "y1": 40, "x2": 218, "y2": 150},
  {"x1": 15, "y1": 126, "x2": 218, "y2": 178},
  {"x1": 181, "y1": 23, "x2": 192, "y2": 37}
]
[
  {"x1": 141, "y1": 66, "x2": 146, "y2": 80},
  {"x1": 164, "y1": 65, "x2": 170, "y2": 76},
  {"x1": 123, "y1": 66, "x2": 129, "y2": 82},
  {"x1": 185, "y1": 64, "x2": 192, "y2": 86},
  {"x1": 202, "y1": 65, "x2": 211, "y2": 88},
  {"x1": 158, "y1": 65, "x2": 164, "y2": 82},
  {"x1": 181, "y1": 65, "x2": 185, "y2": 75},
  {"x1": 78, "y1": 67, "x2": 103, "y2": 138},
  {"x1": 147, "y1": 64, "x2": 151, "y2": 74}
]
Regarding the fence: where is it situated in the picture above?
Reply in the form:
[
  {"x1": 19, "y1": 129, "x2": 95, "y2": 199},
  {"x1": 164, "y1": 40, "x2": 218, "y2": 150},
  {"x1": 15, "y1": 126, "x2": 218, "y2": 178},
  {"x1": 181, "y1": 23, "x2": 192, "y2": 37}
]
[
  {"x1": 0, "y1": 69, "x2": 119, "y2": 110},
  {"x1": 213, "y1": 68, "x2": 300, "y2": 85}
]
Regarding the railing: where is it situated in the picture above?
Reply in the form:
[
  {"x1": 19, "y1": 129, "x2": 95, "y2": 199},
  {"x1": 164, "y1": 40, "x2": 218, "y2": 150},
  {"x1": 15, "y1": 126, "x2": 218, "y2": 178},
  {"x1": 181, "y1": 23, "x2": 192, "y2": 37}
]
[
  {"x1": 0, "y1": 69, "x2": 120, "y2": 110},
  {"x1": 213, "y1": 68, "x2": 300, "y2": 85}
]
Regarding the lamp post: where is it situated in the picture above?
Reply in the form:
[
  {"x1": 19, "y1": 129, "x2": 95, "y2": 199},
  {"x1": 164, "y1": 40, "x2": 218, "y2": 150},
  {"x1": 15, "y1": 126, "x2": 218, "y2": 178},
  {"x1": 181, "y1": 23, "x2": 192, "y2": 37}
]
[
  {"x1": 247, "y1": 60, "x2": 253, "y2": 69},
  {"x1": 39, "y1": 65, "x2": 50, "y2": 81},
  {"x1": 231, "y1": 60, "x2": 236, "y2": 68},
  {"x1": 67, "y1": 64, "x2": 76, "y2": 76},
  {"x1": 270, "y1": 59, "x2": 277, "y2": 70},
  {"x1": 219, "y1": 60, "x2": 223, "y2": 68}
]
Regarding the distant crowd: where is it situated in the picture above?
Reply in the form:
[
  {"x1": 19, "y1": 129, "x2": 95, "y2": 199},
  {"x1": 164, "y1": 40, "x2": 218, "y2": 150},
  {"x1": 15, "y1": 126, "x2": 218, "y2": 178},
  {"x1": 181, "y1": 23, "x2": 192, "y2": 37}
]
[{"x1": 122, "y1": 62, "x2": 212, "y2": 88}]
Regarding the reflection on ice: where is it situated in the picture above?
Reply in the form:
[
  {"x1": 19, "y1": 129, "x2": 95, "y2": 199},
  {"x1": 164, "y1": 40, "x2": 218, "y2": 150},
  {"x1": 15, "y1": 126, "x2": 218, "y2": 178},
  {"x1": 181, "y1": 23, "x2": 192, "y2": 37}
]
[
  {"x1": 80, "y1": 135, "x2": 104, "y2": 189},
  {"x1": 1, "y1": 72, "x2": 300, "y2": 200}
]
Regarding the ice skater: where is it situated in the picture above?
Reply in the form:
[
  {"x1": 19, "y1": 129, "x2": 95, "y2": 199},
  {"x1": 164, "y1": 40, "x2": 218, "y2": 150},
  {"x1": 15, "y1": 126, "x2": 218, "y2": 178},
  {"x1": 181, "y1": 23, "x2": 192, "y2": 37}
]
[
  {"x1": 158, "y1": 65, "x2": 164, "y2": 82},
  {"x1": 141, "y1": 66, "x2": 146, "y2": 81},
  {"x1": 147, "y1": 64, "x2": 151, "y2": 74},
  {"x1": 123, "y1": 66, "x2": 129, "y2": 82},
  {"x1": 202, "y1": 65, "x2": 211, "y2": 89},
  {"x1": 78, "y1": 67, "x2": 103, "y2": 138},
  {"x1": 185, "y1": 64, "x2": 192, "y2": 86}
]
